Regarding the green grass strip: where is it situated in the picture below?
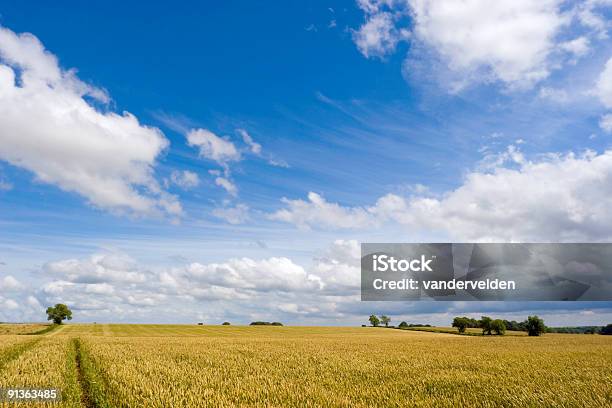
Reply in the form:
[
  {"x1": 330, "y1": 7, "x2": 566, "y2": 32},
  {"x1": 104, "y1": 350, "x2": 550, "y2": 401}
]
[
  {"x1": 20, "y1": 323, "x2": 60, "y2": 335},
  {"x1": 73, "y1": 338, "x2": 113, "y2": 408}
]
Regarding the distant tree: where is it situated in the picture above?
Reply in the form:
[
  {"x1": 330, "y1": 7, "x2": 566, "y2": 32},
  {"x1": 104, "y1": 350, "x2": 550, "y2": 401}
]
[
  {"x1": 46, "y1": 304, "x2": 72, "y2": 325},
  {"x1": 380, "y1": 315, "x2": 391, "y2": 327},
  {"x1": 480, "y1": 316, "x2": 493, "y2": 335},
  {"x1": 600, "y1": 324, "x2": 612, "y2": 335},
  {"x1": 222, "y1": 322, "x2": 230, "y2": 325},
  {"x1": 467, "y1": 318, "x2": 480, "y2": 328},
  {"x1": 452, "y1": 317, "x2": 469, "y2": 334},
  {"x1": 398, "y1": 321, "x2": 409, "y2": 329},
  {"x1": 249, "y1": 321, "x2": 283, "y2": 326},
  {"x1": 491, "y1": 319, "x2": 506, "y2": 335},
  {"x1": 369, "y1": 315, "x2": 380, "y2": 327},
  {"x1": 197, "y1": 322, "x2": 203, "y2": 325},
  {"x1": 526, "y1": 315, "x2": 546, "y2": 336}
]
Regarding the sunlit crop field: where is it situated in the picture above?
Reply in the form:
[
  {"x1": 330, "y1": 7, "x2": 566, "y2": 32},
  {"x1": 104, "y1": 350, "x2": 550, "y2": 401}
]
[
  {"x1": 0, "y1": 325, "x2": 610, "y2": 407},
  {"x1": 0, "y1": 323, "x2": 50, "y2": 335}
]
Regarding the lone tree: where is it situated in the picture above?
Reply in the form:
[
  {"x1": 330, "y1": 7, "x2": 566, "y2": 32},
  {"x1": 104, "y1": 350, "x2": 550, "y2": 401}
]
[
  {"x1": 452, "y1": 317, "x2": 469, "y2": 334},
  {"x1": 491, "y1": 319, "x2": 506, "y2": 335},
  {"x1": 380, "y1": 315, "x2": 391, "y2": 327},
  {"x1": 480, "y1": 316, "x2": 493, "y2": 335},
  {"x1": 369, "y1": 314, "x2": 380, "y2": 327},
  {"x1": 398, "y1": 321, "x2": 409, "y2": 329},
  {"x1": 601, "y1": 324, "x2": 612, "y2": 335},
  {"x1": 526, "y1": 315, "x2": 546, "y2": 336},
  {"x1": 46, "y1": 304, "x2": 72, "y2": 325}
]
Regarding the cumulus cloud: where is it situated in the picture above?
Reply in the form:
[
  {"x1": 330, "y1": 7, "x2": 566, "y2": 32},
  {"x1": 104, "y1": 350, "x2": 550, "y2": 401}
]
[
  {"x1": 271, "y1": 147, "x2": 612, "y2": 241},
  {"x1": 538, "y1": 87, "x2": 570, "y2": 103},
  {"x1": 311, "y1": 240, "x2": 361, "y2": 293},
  {"x1": 45, "y1": 253, "x2": 148, "y2": 284},
  {"x1": 408, "y1": 0, "x2": 565, "y2": 89},
  {"x1": 214, "y1": 175, "x2": 238, "y2": 196},
  {"x1": 268, "y1": 192, "x2": 375, "y2": 229},
  {"x1": 600, "y1": 113, "x2": 612, "y2": 132},
  {"x1": 169, "y1": 170, "x2": 199, "y2": 190},
  {"x1": 212, "y1": 203, "x2": 250, "y2": 224},
  {"x1": 352, "y1": 0, "x2": 612, "y2": 91},
  {"x1": 0, "y1": 275, "x2": 22, "y2": 291},
  {"x1": 237, "y1": 129, "x2": 262, "y2": 155},
  {"x1": 186, "y1": 128, "x2": 240, "y2": 164},
  {"x1": 595, "y1": 56, "x2": 612, "y2": 108},
  {"x1": 183, "y1": 257, "x2": 322, "y2": 293},
  {"x1": 559, "y1": 36, "x2": 590, "y2": 58},
  {"x1": 8, "y1": 244, "x2": 612, "y2": 324},
  {"x1": 32, "y1": 249, "x2": 354, "y2": 320},
  {"x1": 353, "y1": 12, "x2": 405, "y2": 58},
  {"x1": 0, "y1": 26, "x2": 181, "y2": 217}
]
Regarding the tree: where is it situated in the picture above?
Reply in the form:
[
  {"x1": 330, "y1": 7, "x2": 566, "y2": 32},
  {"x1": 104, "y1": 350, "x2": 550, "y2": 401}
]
[
  {"x1": 600, "y1": 324, "x2": 612, "y2": 335},
  {"x1": 491, "y1": 319, "x2": 506, "y2": 335},
  {"x1": 380, "y1": 315, "x2": 391, "y2": 327},
  {"x1": 46, "y1": 304, "x2": 72, "y2": 325},
  {"x1": 480, "y1": 316, "x2": 493, "y2": 335},
  {"x1": 222, "y1": 322, "x2": 230, "y2": 325},
  {"x1": 452, "y1": 317, "x2": 469, "y2": 334},
  {"x1": 526, "y1": 315, "x2": 546, "y2": 336},
  {"x1": 369, "y1": 314, "x2": 380, "y2": 327},
  {"x1": 398, "y1": 321, "x2": 409, "y2": 329}
]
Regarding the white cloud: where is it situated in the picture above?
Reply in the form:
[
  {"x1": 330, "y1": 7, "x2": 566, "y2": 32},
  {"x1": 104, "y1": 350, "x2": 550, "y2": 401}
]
[
  {"x1": 186, "y1": 128, "x2": 240, "y2": 164},
  {"x1": 212, "y1": 203, "x2": 250, "y2": 224},
  {"x1": 169, "y1": 170, "x2": 200, "y2": 190},
  {"x1": 268, "y1": 192, "x2": 375, "y2": 229},
  {"x1": 0, "y1": 275, "x2": 22, "y2": 291},
  {"x1": 0, "y1": 26, "x2": 181, "y2": 217},
  {"x1": 214, "y1": 176, "x2": 238, "y2": 196},
  {"x1": 538, "y1": 87, "x2": 570, "y2": 103},
  {"x1": 311, "y1": 240, "x2": 361, "y2": 292},
  {"x1": 600, "y1": 113, "x2": 612, "y2": 132},
  {"x1": 183, "y1": 257, "x2": 322, "y2": 293},
  {"x1": 407, "y1": 0, "x2": 566, "y2": 89},
  {"x1": 353, "y1": 12, "x2": 404, "y2": 58},
  {"x1": 559, "y1": 36, "x2": 590, "y2": 58},
  {"x1": 352, "y1": 1, "x2": 612, "y2": 91},
  {"x1": 595, "y1": 57, "x2": 612, "y2": 108},
  {"x1": 576, "y1": 0, "x2": 612, "y2": 39},
  {"x1": 10, "y1": 245, "x2": 612, "y2": 324},
  {"x1": 237, "y1": 129, "x2": 262, "y2": 155},
  {"x1": 271, "y1": 147, "x2": 612, "y2": 241},
  {"x1": 3, "y1": 299, "x2": 18, "y2": 310},
  {"x1": 45, "y1": 253, "x2": 148, "y2": 284}
]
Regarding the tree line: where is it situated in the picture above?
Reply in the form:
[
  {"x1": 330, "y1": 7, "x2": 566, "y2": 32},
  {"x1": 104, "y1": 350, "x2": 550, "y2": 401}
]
[{"x1": 452, "y1": 315, "x2": 546, "y2": 336}]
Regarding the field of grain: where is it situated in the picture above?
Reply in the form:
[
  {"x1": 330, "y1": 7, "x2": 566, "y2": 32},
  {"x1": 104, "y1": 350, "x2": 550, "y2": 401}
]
[
  {"x1": 0, "y1": 323, "x2": 51, "y2": 335},
  {"x1": 400, "y1": 326, "x2": 527, "y2": 336},
  {"x1": 0, "y1": 324, "x2": 610, "y2": 407}
]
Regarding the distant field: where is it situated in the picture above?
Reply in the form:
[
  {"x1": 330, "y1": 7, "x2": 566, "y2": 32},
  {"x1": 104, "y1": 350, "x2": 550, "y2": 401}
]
[
  {"x1": 0, "y1": 324, "x2": 610, "y2": 407},
  {"x1": 0, "y1": 323, "x2": 50, "y2": 335},
  {"x1": 400, "y1": 326, "x2": 528, "y2": 336}
]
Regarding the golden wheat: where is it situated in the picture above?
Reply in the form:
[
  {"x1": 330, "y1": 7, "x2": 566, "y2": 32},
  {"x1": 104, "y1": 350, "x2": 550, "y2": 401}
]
[
  {"x1": 0, "y1": 337, "x2": 81, "y2": 408},
  {"x1": 1, "y1": 325, "x2": 610, "y2": 407},
  {"x1": 68, "y1": 325, "x2": 612, "y2": 407}
]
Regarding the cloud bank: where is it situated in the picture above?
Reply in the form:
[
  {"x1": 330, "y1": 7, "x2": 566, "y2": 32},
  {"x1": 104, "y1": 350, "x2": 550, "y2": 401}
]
[{"x1": 0, "y1": 26, "x2": 181, "y2": 217}]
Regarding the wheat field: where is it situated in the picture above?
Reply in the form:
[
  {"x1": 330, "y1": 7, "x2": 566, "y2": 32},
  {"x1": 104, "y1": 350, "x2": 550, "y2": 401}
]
[{"x1": 0, "y1": 324, "x2": 610, "y2": 407}]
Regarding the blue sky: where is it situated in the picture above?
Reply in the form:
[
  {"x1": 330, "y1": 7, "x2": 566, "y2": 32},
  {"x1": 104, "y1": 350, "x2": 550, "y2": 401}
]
[{"x1": 1, "y1": 1, "x2": 612, "y2": 326}]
